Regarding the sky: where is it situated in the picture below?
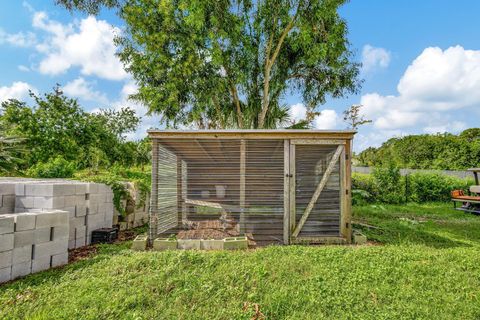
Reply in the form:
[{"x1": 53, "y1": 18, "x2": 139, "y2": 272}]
[{"x1": 0, "y1": 1, "x2": 479, "y2": 151}]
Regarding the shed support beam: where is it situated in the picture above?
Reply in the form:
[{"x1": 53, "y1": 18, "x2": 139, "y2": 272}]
[
  {"x1": 239, "y1": 139, "x2": 246, "y2": 233},
  {"x1": 292, "y1": 145, "x2": 344, "y2": 238}
]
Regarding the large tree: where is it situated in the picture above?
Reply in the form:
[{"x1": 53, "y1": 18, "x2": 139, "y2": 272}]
[{"x1": 59, "y1": 0, "x2": 361, "y2": 129}]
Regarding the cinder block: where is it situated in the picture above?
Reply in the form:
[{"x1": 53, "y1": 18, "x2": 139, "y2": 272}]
[
  {"x1": 68, "y1": 239, "x2": 75, "y2": 249},
  {"x1": 15, "y1": 183, "x2": 26, "y2": 196},
  {"x1": 87, "y1": 203, "x2": 98, "y2": 214},
  {"x1": 35, "y1": 211, "x2": 69, "y2": 228},
  {"x1": 75, "y1": 237, "x2": 86, "y2": 248},
  {"x1": 71, "y1": 216, "x2": 86, "y2": 228},
  {"x1": 15, "y1": 196, "x2": 34, "y2": 209},
  {"x1": 177, "y1": 239, "x2": 201, "y2": 250},
  {"x1": 2, "y1": 195, "x2": 15, "y2": 209},
  {"x1": 13, "y1": 245, "x2": 32, "y2": 264},
  {"x1": 63, "y1": 206, "x2": 76, "y2": 218},
  {"x1": 35, "y1": 240, "x2": 68, "y2": 257},
  {"x1": 97, "y1": 202, "x2": 106, "y2": 214},
  {"x1": 201, "y1": 239, "x2": 224, "y2": 250},
  {"x1": 52, "y1": 225, "x2": 69, "y2": 240},
  {"x1": 104, "y1": 215, "x2": 113, "y2": 228},
  {"x1": 9, "y1": 213, "x2": 36, "y2": 231},
  {"x1": 86, "y1": 183, "x2": 99, "y2": 194},
  {"x1": 353, "y1": 232, "x2": 367, "y2": 245},
  {"x1": 75, "y1": 184, "x2": 87, "y2": 195},
  {"x1": 105, "y1": 202, "x2": 114, "y2": 214},
  {"x1": 75, "y1": 194, "x2": 86, "y2": 205},
  {"x1": 153, "y1": 238, "x2": 177, "y2": 251},
  {"x1": 34, "y1": 227, "x2": 52, "y2": 244},
  {"x1": 0, "y1": 250, "x2": 12, "y2": 268},
  {"x1": 64, "y1": 195, "x2": 76, "y2": 207},
  {"x1": 131, "y1": 235, "x2": 148, "y2": 251},
  {"x1": 223, "y1": 236, "x2": 248, "y2": 250},
  {"x1": 75, "y1": 205, "x2": 87, "y2": 217},
  {"x1": 31, "y1": 255, "x2": 50, "y2": 273},
  {"x1": 105, "y1": 194, "x2": 113, "y2": 203},
  {"x1": 75, "y1": 225, "x2": 86, "y2": 238},
  {"x1": 0, "y1": 215, "x2": 14, "y2": 234},
  {"x1": 0, "y1": 233, "x2": 14, "y2": 252},
  {"x1": 34, "y1": 196, "x2": 65, "y2": 209},
  {"x1": 86, "y1": 213, "x2": 105, "y2": 227},
  {"x1": 51, "y1": 252, "x2": 68, "y2": 267},
  {"x1": 25, "y1": 184, "x2": 53, "y2": 196},
  {"x1": 61, "y1": 184, "x2": 76, "y2": 196},
  {"x1": 14, "y1": 230, "x2": 34, "y2": 248},
  {"x1": 0, "y1": 266, "x2": 11, "y2": 283},
  {"x1": 0, "y1": 183, "x2": 15, "y2": 195},
  {"x1": 11, "y1": 261, "x2": 31, "y2": 279}
]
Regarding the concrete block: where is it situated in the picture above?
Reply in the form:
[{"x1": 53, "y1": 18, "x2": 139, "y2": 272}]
[
  {"x1": 0, "y1": 233, "x2": 14, "y2": 252},
  {"x1": 105, "y1": 202, "x2": 114, "y2": 214},
  {"x1": 223, "y1": 236, "x2": 248, "y2": 250},
  {"x1": 15, "y1": 196, "x2": 34, "y2": 209},
  {"x1": 153, "y1": 238, "x2": 177, "y2": 251},
  {"x1": 87, "y1": 203, "x2": 98, "y2": 214},
  {"x1": 75, "y1": 194, "x2": 87, "y2": 205},
  {"x1": 71, "y1": 216, "x2": 86, "y2": 228},
  {"x1": 15, "y1": 183, "x2": 26, "y2": 196},
  {"x1": 119, "y1": 222, "x2": 127, "y2": 231},
  {"x1": 353, "y1": 232, "x2": 367, "y2": 245},
  {"x1": 97, "y1": 202, "x2": 106, "y2": 214},
  {"x1": 75, "y1": 237, "x2": 86, "y2": 248},
  {"x1": 0, "y1": 183, "x2": 15, "y2": 195},
  {"x1": 14, "y1": 230, "x2": 34, "y2": 248},
  {"x1": 201, "y1": 239, "x2": 224, "y2": 250},
  {"x1": 177, "y1": 239, "x2": 201, "y2": 250},
  {"x1": 2, "y1": 195, "x2": 15, "y2": 209},
  {"x1": 34, "y1": 196, "x2": 65, "y2": 209},
  {"x1": 11, "y1": 261, "x2": 31, "y2": 279},
  {"x1": 75, "y1": 205, "x2": 87, "y2": 217},
  {"x1": 86, "y1": 183, "x2": 99, "y2": 194},
  {"x1": 68, "y1": 239, "x2": 75, "y2": 249},
  {"x1": 63, "y1": 206, "x2": 76, "y2": 219},
  {"x1": 131, "y1": 235, "x2": 148, "y2": 251},
  {"x1": 0, "y1": 266, "x2": 11, "y2": 283},
  {"x1": 61, "y1": 184, "x2": 76, "y2": 196},
  {"x1": 35, "y1": 240, "x2": 68, "y2": 257},
  {"x1": 25, "y1": 184, "x2": 53, "y2": 196},
  {"x1": 75, "y1": 226, "x2": 86, "y2": 239},
  {"x1": 0, "y1": 206, "x2": 14, "y2": 214},
  {"x1": 13, "y1": 245, "x2": 32, "y2": 264},
  {"x1": 34, "y1": 227, "x2": 52, "y2": 244},
  {"x1": 86, "y1": 213, "x2": 105, "y2": 227},
  {"x1": 52, "y1": 225, "x2": 69, "y2": 241},
  {"x1": 64, "y1": 195, "x2": 76, "y2": 207},
  {"x1": 51, "y1": 252, "x2": 68, "y2": 267},
  {"x1": 35, "y1": 211, "x2": 69, "y2": 228},
  {"x1": 11, "y1": 213, "x2": 36, "y2": 231},
  {"x1": 0, "y1": 250, "x2": 12, "y2": 268},
  {"x1": 0, "y1": 215, "x2": 14, "y2": 234},
  {"x1": 31, "y1": 255, "x2": 50, "y2": 273},
  {"x1": 75, "y1": 184, "x2": 87, "y2": 195},
  {"x1": 104, "y1": 215, "x2": 113, "y2": 228},
  {"x1": 105, "y1": 194, "x2": 113, "y2": 203}
]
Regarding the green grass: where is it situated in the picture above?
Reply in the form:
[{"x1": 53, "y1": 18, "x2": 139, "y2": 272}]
[{"x1": 1, "y1": 203, "x2": 480, "y2": 319}]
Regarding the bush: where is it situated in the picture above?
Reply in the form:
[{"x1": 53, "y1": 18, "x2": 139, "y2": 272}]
[
  {"x1": 352, "y1": 173, "x2": 377, "y2": 204},
  {"x1": 408, "y1": 173, "x2": 473, "y2": 202},
  {"x1": 372, "y1": 165, "x2": 405, "y2": 204},
  {"x1": 26, "y1": 156, "x2": 76, "y2": 178}
]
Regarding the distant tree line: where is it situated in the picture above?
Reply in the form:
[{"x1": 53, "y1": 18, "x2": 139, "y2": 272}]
[
  {"x1": 356, "y1": 129, "x2": 480, "y2": 170},
  {"x1": 0, "y1": 86, "x2": 150, "y2": 176}
]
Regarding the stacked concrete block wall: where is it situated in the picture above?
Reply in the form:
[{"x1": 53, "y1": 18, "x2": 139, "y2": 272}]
[
  {"x1": 0, "y1": 179, "x2": 114, "y2": 250},
  {"x1": 115, "y1": 182, "x2": 150, "y2": 231},
  {"x1": 0, "y1": 210, "x2": 69, "y2": 283}
]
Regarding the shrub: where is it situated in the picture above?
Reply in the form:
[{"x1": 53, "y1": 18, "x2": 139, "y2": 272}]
[
  {"x1": 408, "y1": 172, "x2": 473, "y2": 202},
  {"x1": 352, "y1": 173, "x2": 377, "y2": 204},
  {"x1": 372, "y1": 165, "x2": 405, "y2": 204},
  {"x1": 26, "y1": 156, "x2": 76, "y2": 178}
]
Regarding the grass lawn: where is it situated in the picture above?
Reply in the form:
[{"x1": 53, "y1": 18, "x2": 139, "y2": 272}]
[{"x1": 1, "y1": 203, "x2": 480, "y2": 319}]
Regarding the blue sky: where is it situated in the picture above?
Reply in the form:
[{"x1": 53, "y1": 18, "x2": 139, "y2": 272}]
[{"x1": 1, "y1": 1, "x2": 479, "y2": 151}]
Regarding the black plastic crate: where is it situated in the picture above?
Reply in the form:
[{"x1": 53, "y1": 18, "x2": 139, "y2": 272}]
[{"x1": 91, "y1": 227, "x2": 119, "y2": 244}]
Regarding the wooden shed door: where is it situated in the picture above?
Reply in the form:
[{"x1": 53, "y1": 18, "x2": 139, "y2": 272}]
[{"x1": 289, "y1": 141, "x2": 345, "y2": 241}]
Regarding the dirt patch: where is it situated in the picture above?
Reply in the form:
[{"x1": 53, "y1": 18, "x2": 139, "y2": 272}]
[{"x1": 68, "y1": 245, "x2": 98, "y2": 263}]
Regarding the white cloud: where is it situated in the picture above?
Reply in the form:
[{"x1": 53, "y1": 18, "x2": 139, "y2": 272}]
[
  {"x1": 32, "y1": 12, "x2": 127, "y2": 81},
  {"x1": 0, "y1": 28, "x2": 36, "y2": 47},
  {"x1": 360, "y1": 46, "x2": 480, "y2": 131},
  {"x1": 18, "y1": 65, "x2": 30, "y2": 72},
  {"x1": 361, "y1": 45, "x2": 391, "y2": 72},
  {"x1": 63, "y1": 77, "x2": 109, "y2": 104},
  {"x1": 287, "y1": 104, "x2": 340, "y2": 130},
  {"x1": 0, "y1": 82, "x2": 36, "y2": 103}
]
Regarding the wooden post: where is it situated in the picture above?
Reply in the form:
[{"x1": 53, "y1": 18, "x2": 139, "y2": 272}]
[
  {"x1": 148, "y1": 140, "x2": 159, "y2": 244},
  {"x1": 239, "y1": 139, "x2": 246, "y2": 234},
  {"x1": 289, "y1": 143, "x2": 296, "y2": 237},
  {"x1": 283, "y1": 139, "x2": 290, "y2": 244},
  {"x1": 344, "y1": 139, "x2": 353, "y2": 243}
]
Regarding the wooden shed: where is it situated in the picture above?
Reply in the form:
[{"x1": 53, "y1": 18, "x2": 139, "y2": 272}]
[{"x1": 148, "y1": 130, "x2": 355, "y2": 246}]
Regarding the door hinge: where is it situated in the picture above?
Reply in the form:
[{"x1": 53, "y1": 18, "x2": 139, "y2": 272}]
[{"x1": 346, "y1": 189, "x2": 349, "y2": 195}]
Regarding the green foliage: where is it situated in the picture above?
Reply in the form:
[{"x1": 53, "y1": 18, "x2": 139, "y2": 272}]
[
  {"x1": 408, "y1": 172, "x2": 472, "y2": 202},
  {"x1": 0, "y1": 124, "x2": 24, "y2": 175},
  {"x1": 353, "y1": 170, "x2": 474, "y2": 204},
  {"x1": 356, "y1": 129, "x2": 480, "y2": 170},
  {"x1": 372, "y1": 165, "x2": 404, "y2": 204},
  {"x1": 116, "y1": 0, "x2": 361, "y2": 129},
  {"x1": 74, "y1": 165, "x2": 151, "y2": 215},
  {"x1": 0, "y1": 87, "x2": 143, "y2": 171},
  {"x1": 2, "y1": 202, "x2": 480, "y2": 319},
  {"x1": 55, "y1": 0, "x2": 120, "y2": 14},
  {"x1": 26, "y1": 156, "x2": 76, "y2": 178}
]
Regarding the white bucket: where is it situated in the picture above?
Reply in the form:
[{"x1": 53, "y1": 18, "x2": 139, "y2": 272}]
[{"x1": 215, "y1": 185, "x2": 227, "y2": 198}]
